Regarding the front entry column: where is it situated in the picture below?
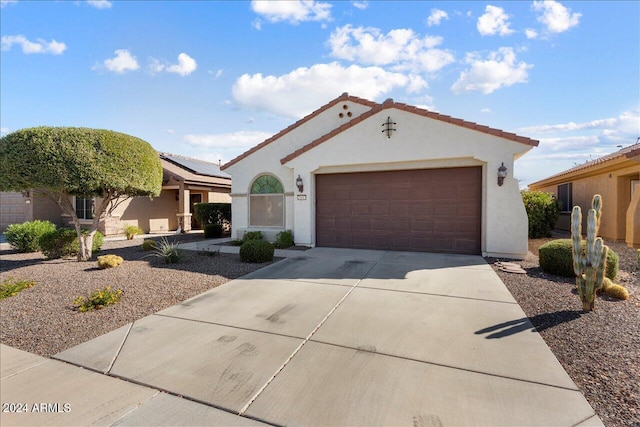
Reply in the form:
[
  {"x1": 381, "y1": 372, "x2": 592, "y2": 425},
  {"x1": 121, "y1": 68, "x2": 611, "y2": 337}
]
[{"x1": 177, "y1": 184, "x2": 192, "y2": 233}]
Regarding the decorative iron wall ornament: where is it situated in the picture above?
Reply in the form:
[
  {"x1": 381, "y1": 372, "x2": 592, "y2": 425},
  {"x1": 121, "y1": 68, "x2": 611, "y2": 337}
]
[{"x1": 382, "y1": 116, "x2": 396, "y2": 138}]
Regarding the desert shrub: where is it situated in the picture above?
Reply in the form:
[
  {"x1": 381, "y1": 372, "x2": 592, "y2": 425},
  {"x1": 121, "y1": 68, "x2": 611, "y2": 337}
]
[
  {"x1": 5, "y1": 220, "x2": 56, "y2": 253},
  {"x1": 273, "y1": 230, "x2": 294, "y2": 249},
  {"x1": 204, "y1": 223, "x2": 223, "y2": 239},
  {"x1": 97, "y1": 254, "x2": 123, "y2": 269},
  {"x1": 604, "y1": 284, "x2": 629, "y2": 300},
  {"x1": 243, "y1": 231, "x2": 263, "y2": 242},
  {"x1": 123, "y1": 224, "x2": 143, "y2": 240},
  {"x1": 39, "y1": 229, "x2": 103, "y2": 259},
  {"x1": 141, "y1": 239, "x2": 157, "y2": 251},
  {"x1": 240, "y1": 239, "x2": 274, "y2": 263},
  {"x1": 193, "y1": 203, "x2": 231, "y2": 226},
  {"x1": 73, "y1": 286, "x2": 123, "y2": 312},
  {"x1": 0, "y1": 278, "x2": 36, "y2": 300},
  {"x1": 521, "y1": 190, "x2": 561, "y2": 238},
  {"x1": 147, "y1": 237, "x2": 182, "y2": 263},
  {"x1": 538, "y1": 239, "x2": 618, "y2": 280}
]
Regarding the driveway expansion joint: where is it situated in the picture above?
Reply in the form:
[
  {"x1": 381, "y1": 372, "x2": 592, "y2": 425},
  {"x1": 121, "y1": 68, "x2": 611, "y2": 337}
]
[
  {"x1": 105, "y1": 321, "x2": 134, "y2": 374},
  {"x1": 237, "y1": 260, "x2": 378, "y2": 416},
  {"x1": 307, "y1": 339, "x2": 581, "y2": 392}
]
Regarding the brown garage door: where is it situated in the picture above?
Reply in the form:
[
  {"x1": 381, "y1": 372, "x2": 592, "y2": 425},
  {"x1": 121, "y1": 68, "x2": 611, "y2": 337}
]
[{"x1": 316, "y1": 167, "x2": 481, "y2": 254}]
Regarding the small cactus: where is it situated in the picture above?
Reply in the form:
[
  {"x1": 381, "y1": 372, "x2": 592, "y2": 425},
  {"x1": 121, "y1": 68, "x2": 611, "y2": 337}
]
[{"x1": 571, "y1": 194, "x2": 608, "y2": 311}]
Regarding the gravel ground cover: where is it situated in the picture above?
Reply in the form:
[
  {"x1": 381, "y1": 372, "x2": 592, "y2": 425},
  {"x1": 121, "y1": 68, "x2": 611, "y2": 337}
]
[
  {"x1": 0, "y1": 234, "x2": 278, "y2": 357},
  {"x1": 1, "y1": 233, "x2": 638, "y2": 426},
  {"x1": 488, "y1": 237, "x2": 639, "y2": 427}
]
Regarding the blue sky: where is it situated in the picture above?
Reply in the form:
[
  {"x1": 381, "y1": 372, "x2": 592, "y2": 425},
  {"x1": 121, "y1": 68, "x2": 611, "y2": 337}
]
[{"x1": 1, "y1": 0, "x2": 638, "y2": 187}]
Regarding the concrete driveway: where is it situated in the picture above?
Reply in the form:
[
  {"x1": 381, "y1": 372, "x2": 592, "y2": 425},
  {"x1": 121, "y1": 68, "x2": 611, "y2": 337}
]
[{"x1": 34, "y1": 248, "x2": 601, "y2": 426}]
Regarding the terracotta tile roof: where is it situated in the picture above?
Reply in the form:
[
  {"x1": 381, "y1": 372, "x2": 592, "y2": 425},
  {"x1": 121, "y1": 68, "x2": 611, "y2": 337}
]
[
  {"x1": 529, "y1": 143, "x2": 640, "y2": 187},
  {"x1": 221, "y1": 93, "x2": 377, "y2": 170},
  {"x1": 280, "y1": 98, "x2": 539, "y2": 165}
]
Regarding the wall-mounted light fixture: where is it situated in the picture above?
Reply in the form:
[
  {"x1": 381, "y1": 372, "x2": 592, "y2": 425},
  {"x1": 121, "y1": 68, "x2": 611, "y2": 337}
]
[
  {"x1": 296, "y1": 175, "x2": 304, "y2": 193},
  {"x1": 497, "y1": 162, "x2": 507, "y2": 186}
]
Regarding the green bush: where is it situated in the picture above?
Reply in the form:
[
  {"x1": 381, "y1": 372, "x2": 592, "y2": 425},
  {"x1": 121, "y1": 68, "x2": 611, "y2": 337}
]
[
  {"x1": 274, "y1": 230, "x2": 294, "y2": 249},
  {"x1": 39, "y1": 229, "x2": 103, "y2": 259},
  {"x1": 193, "y1": 203, "x2": 231, "y2": 226},
  {"x1": 521, "y1": 190, "x2": 561, "y2": 238},
  {"x1": 243, "y1": 231, "x2": 263, "y2": 242},
  {"x1": 240, "y1": 239, "x2": 274, "y2": 263},
  {"x1": 5, "y1": 220, "x2": 56, "y2": 253},
  {"x1": 229, "y1": 239, "x2": 243, "y2": 246},
  {"x1": 141, "y1": 239, "x2": 157, "y2": 251},
  {"x1": 538, "y1": 239, "x2": 618, "y2": 280},
  {"x1": 204, "y1": 223, "x2": 223, "y2": 238}
]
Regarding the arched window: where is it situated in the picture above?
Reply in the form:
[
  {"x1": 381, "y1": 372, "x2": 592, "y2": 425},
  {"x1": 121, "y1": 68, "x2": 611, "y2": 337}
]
[{"x1": 249, "y1": 175, "x2": 284, "y2": 227}]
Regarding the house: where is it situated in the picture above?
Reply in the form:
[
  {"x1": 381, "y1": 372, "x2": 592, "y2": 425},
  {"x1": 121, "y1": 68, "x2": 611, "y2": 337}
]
[
  {"x1": 221, "y1": 93, "x2": 538, "y2": 259},
  {"x1": 0, "y1": 152, "x2": 231, "y2": 235},
  {"x1": 528, "y1": 143, "x2": 640, "y2": 248}
]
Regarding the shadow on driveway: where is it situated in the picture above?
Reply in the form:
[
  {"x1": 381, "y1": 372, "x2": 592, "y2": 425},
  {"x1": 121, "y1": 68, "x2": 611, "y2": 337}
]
[{"x1": 475, "y1": 310, "x2": 584, "y2": 338}]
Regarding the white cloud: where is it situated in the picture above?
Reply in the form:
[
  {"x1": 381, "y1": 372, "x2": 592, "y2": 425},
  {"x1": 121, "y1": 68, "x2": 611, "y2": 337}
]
[
  {"x1": 232, "y1": 62, "x2": 426, "y2": 118},
  {"x1": 167, "y1": 129, "x2": 175, "y2": 134},
  {"x1": 167, "y1": 53, "x2": 197, "y2": 76},
  {"x1": 1, "y1": 35, "x2": 66, "y2": 55},
  {"x1": 519, "y1": 109, "x2": 640, "y2": 137},
  {"x1": 477, "y1": 5, "x2": 514, "y2": 36},
  {"x1": 251, "y1": 0, "x2": 332, "y2": 24},
  {"x1": 183, "y1": 130, "x2": 273, "y2": 149},
  {"x1": 525, "y1": 28, "x2": 538, "y2": 39},
  {"x1": 427, "y1": 8, "x2": 448, "y2": 27},
  {"x1": 328, "y1": 25, "x2": 454, "y2": 73},
  {"x1": 481, "y1": 108, "x2": 493, "y2": 114},
  {"x1": 0, "y1": 0, "x2": 18, "y2": 8},
  {"x1": 352, "y1": 1, "x2": 368, "y2": 10},
  {"x1": 208, "y1": 69, "x2": 223, "y2": 79},
  {"x1": 1, "y1": 127, "x2": 9, "y2": 135},
  {"x1": 148, "y1": 53, "x2": 197, "y2": 76},
  {"x1": 533, "y1": 0, "x2": 581, "y2": 34},
  {"x1": 96, "y1": 49, "x2": 139, "y2": 73},
  {"x1": 86, "y1": 0, "x2": 112, "y2": 9},
  {"x1": 451, "y1": 47, "x2": 532, "y2": 94}
]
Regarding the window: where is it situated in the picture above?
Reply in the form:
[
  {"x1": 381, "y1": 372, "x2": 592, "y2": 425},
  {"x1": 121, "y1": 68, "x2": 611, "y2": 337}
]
[
  {"x1": 557, "y1": 183, "x2": 573, "y2": 212},
  {"x1": 249, "y1": 175, "x2": 284, "y2": 227},
  {"x1": 75, "y1": 197, "x2": 93, "y2": 220}
]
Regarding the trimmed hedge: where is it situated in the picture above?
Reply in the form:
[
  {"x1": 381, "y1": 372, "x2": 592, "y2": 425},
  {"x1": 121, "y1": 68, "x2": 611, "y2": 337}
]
[
  {"x1": 538, "y1": 239, "x2": 618, "y2": 280},
  {"x1": 243, "y1": 231, "x2": 263, "y2": 241},
  {"x1": 5, "y1": 220, "x2": 57, "y2": 253},
  {"x1": 193, "y1": 203, "x2": 231, "y2": 226},
  {"x1": 274, "y1": 230, "x2": 294, "y2": 249},
  {"x1": 204, "y1": 223, "x2": 223, "y2": 238},
  {"x1": 521, "y1": 190, "x2": 561, "y2": 238},
  {"x1": 39, "y1": 228, "x2": 103, "y2": 259},
  {"x1": 239, "y1": 239, "x2": 274, "y2": 263}
]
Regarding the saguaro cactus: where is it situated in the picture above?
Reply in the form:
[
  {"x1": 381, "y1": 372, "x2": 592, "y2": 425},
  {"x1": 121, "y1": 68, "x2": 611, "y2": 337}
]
[{"x1": 571, "y1": 194, "x2": 608, "y2": 311}]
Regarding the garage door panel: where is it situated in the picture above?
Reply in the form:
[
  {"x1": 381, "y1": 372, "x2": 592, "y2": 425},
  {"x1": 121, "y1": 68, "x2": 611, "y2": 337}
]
[{"x1": 316, "y1": 167, "x2": 481, "y2": 254}]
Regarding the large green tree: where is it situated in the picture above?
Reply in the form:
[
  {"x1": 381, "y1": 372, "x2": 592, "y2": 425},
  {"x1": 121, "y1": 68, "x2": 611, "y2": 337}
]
[{"x1": 0, "y1": 127, "x2": 163, "y2": 261}]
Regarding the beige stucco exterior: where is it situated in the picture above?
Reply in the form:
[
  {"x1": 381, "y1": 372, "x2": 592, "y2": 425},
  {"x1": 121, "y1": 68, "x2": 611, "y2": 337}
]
[
  {"x1": 528, "y1": 144, "x2": 640, "y2": 248},
  {"x1": 223, "y1": 94, "x2": 537, "y2": 259},
  {"x1": 0, "y1": 154, "x2": 231, "y2": 236}
]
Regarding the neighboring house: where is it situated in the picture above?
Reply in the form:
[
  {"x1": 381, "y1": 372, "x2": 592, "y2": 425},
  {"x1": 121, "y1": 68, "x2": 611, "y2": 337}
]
[
  {"x1": 528, "y1": 143, "x2": 640, "y2": 248},
  {"x1": 221, "y1": 93, "x2": 538, "y2": 259},
  {"x1": 0, "y1": 152, "x2": 231, "y2": 235}
]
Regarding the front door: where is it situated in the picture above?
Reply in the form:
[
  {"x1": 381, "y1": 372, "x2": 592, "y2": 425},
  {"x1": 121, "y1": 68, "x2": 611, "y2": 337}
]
[{"x1": 190, "y1": 194, "x2": 203, "y2": 229}]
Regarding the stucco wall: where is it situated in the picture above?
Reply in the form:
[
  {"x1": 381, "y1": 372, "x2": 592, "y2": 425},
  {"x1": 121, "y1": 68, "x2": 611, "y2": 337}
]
[
  {"x1": 225, "y1": 102, "x2": 534, "y2": 258},
  {"x1": 532, "y1": 164, "x2": 640, "y2": 243},
  {"x1": 107, "y1": 191, "x2": 179, "y2": 235}
]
